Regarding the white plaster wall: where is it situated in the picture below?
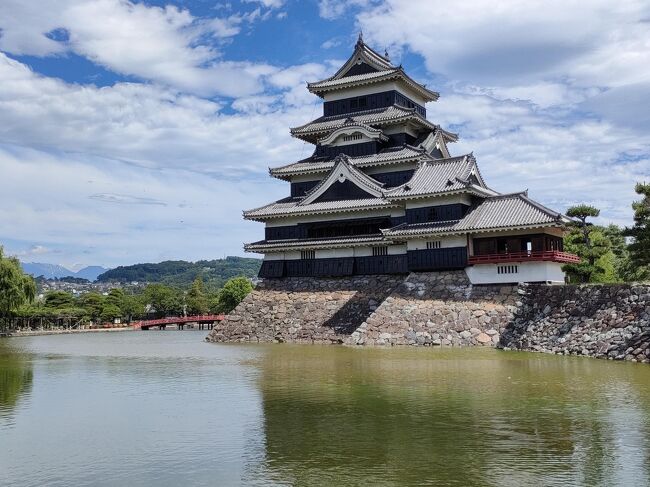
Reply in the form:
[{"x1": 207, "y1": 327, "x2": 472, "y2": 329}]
[
  {"x1": 315, "y1": 248, "x2": 354, "y2": 259},
  {"x1": 327, "y1": 133, "x2": 375, "y2": 147},
  {"x1": 382, "y1": 124, "x2": 419, "y2": 138},
  {"x1": 407, "y1": 236, "x2": 467, "y2": 251},
  {"x1": 405, "y1": 194, "x2": 473, "y2": 208},
  {"x1": 263, "y1": 251, "x2": 301, "y2": 261},
  {"x1": 289, "y1": 173, "x2": 322, "y2": 183},
  {"x1": 465, "y1": 262, "x2": 566, "y2": 284}
]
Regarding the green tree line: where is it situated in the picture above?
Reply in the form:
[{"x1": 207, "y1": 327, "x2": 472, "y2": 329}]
[{"x1": 1, "y1": 268, "x2": 252, "y2": 330}]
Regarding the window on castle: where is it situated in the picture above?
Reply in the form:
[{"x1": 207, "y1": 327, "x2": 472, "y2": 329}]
[
  {"x1": 426, "y1": 241, "x2": 442, "y2": 249},
  {"x1": 373, "y1": 246, "x2": 388, "y2": 256},
  {"x1": 358, "y1": 97, "x2": 367, "y2": 108},
  {"x1": 343, "y1": 133, "x2": 363, "y2": 142},
  {"x1": 497, "y1": 265, "x2": 518, "y2": 275},
  {"x1": 301, "y1": 250, "x2": 315, "y2": 260}
]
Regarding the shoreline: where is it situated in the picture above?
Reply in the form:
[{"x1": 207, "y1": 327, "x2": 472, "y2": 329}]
[{"x1": 1, "y1": 327, "x2": 134, "y2": 338}]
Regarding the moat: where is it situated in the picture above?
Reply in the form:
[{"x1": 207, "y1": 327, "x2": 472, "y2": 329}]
[{"x1": 1, "y1": 332, "x2": 649, "y2": 486}]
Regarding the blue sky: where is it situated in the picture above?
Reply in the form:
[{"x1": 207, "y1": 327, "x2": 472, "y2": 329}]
[{"x1": 1, "y1": 0, "x2": 649, "y2": 269}]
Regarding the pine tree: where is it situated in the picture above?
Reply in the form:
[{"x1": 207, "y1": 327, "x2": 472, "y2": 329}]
[
  {"x1": 562, "y1": 205, "x2": 611, "y2": 283},
  {"x1": 624, "y1": 183, "x2": 650, "y2": 278}
]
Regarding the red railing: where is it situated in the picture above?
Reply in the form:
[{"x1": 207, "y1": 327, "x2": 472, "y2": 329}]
[
  {"x1": 468, "y1": 250, "x2": 580, "y2": 265},
  {"x1": 132, "y1": 315, "x2": 225, "y2": 328}
]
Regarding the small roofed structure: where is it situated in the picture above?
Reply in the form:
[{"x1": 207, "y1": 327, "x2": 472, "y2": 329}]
[{"x1": 243, "y1": 37, "x2": 578, "y2": 284}]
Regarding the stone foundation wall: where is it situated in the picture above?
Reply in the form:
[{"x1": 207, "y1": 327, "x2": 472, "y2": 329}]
[
  {"x1": 207, "y1": 275, "x2": 404, "y2": 344},
  {"x1": 500, "y1": 283, "x2": 650, "y2": 363},
  {"x1": 207, "y1": 272, "x2": 518, "y2": 347},
  {"x1": 206, "y1": 272, "x2": 650, "y2": 363},
  {"x1": 349, "y1": 271, "x2": 517, "y2": 346}
]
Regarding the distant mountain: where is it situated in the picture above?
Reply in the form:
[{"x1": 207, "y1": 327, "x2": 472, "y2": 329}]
[
  {"x1": 21, "y1": 262, "x2": 73, "y2": 279},
  {"x1": 74, "y1": 266, "x2": 108, "y2": 281},
  {"x1": 96, "y1": 256, "x2": 261, "y2": 289},
  {"x1": 21, "y1": 262, "x2": 109, "y2": 281}
]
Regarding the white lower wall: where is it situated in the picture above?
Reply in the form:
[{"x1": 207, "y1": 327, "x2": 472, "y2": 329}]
[
  {"x1": 465, "y1": 262, "x2": 566, "y2": 284},
  {"x1": 407, "y1": 235, "x2": 466, "y2": 250}
]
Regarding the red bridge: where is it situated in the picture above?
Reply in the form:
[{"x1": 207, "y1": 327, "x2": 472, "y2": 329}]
[{"x1": 132, "y1": 315, "x2": 225, "y2": 331}]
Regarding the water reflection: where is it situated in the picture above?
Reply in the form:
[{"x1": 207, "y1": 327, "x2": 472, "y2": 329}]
[
  {"x1": 0, "y1": 341, "x2": 33, "y2": 419},
  {"x1": 257, "y1": 346, "x2": 650, "y2": 487},
  {"x1": 0, "y1": 335, "x2": 649, "y2": 486}
]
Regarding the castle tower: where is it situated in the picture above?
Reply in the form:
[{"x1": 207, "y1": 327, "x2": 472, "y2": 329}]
[{"x1": 244, "y1": 37, "x2": 578, "y2": 284}]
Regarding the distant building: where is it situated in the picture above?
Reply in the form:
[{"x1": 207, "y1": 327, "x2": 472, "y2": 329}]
[{"x1": 244, "y1": 36, "x2": 579, "y2": 284}]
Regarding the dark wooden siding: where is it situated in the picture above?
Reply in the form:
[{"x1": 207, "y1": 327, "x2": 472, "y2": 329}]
[
  {"x1": 370, "y1": 169, "x2": 415, "y2": 188},
  {"x1": 265, "y1": 225, "x2": 308, "y2": 241},
  {"x1": 314, "y1": 180, "x2": 375, "y2": 202},
  {"x1": 342, "y1": 62, "x2": 378, "y2": 77},
  {"x1": 354, "y1": 255, "x2": 408, "y2": 274},
  {"x1": 407, "y1": 247, "x2": 468, "y2": 271},
  {"x1": 386, "y1": 133, "x2": 416, "y2": 146},
  {"x1": 323, "y1": 91, "x2": 426, "y2": 117},
  {"x1": 315, "y1": 141, "x2": 378, "y2": 158},
  {"x1": 290, "y1": 180, "x2": 319, "y2": 198},
  {"x1": 285, "y1": 258, "x2": 354, "y2": 277},
  {"x1": 261, "y1": 256, "x2": 409, "y2": 277},
  {"x1": 258, "y1": 260, "x2": 285, "y2": 278},
  {"x1": 406, "y1": 204, "x2": 470, "y2": 224}
]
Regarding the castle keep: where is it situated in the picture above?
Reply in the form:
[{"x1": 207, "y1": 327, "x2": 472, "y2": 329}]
[{"x1": 244, "y1": 36, "x2": 579, "y2": 284}]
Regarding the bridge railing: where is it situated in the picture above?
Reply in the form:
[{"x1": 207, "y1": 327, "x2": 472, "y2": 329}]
[{"x1": 132, "y1": 315, "x2": 225, "y2": 328}]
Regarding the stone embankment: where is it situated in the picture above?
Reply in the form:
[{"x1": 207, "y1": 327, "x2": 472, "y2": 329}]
[
  {"x1": 207, "y1": 271, "x2": 516, "y2": 347},
  {"x1": 500, "y1": 283, "x2": 650, "y2": 362},
  {"x1": 206, "y1": 272, "x2": 650, "y2": 363},
  {"x1": 350, "y1": 272, "x2": 516, "y2": 346}
]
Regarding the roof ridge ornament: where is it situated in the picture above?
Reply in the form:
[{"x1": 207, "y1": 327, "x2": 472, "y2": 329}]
[{"x1": 356, "y1": 31, "x2": 363, "y2": 46}]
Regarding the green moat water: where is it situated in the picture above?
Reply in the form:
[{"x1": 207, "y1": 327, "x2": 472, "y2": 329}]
[{"x1": 1, "y1": 332, "x2": 649, "y2": 486}]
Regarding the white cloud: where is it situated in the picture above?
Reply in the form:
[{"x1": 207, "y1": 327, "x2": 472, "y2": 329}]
[
  {"x1": 0, "y1": 53, "x2": 320, "y2": 174},
  {"x1": 0, "y1": 144, "x2": 286, "y2": 267},
  {"x1": 318, "y1": 0, "x2": 374, "y2": 20},
  {"x1": 0, "y1": 0, "x2": 276, "y2": 97},
  {"x1": 358, "y1": 0, "x2": 650, "y2": 98}
]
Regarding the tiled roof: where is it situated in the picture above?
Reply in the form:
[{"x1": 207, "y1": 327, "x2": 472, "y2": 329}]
[
  {"x1": 270, "y1": 146, "x2": 427, "y2": 178},
  {"x1": 456, "y1": 193, "x2": 564, "y2": 231},
  {"x1": 245, "y1": 235, "x2": 391, "y2": 252},
  {"x1": 290, "y1": 106, "x2": 436, "y2": 142},
  {"x1": 308, "y1": 68, "x2": 439, "y2": 102},
  {"x1": 244, "y1": 197, "x2": 397, "y2": 220},
  {"x1": 308, "y1": 69, "x2": 400, "y2": 89},
  {"x1": 385, "y1": 154, "x2": 492, "y2": 198},
  {"x1": 383, "y1": 193, "x2": 566, "y2": 237}
]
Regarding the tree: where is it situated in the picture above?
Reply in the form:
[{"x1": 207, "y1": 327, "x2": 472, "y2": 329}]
[
  {"x1": 562, "y1": 205, "x2": 611, "y2": 283},
  {"x1": 143, "y1": 284, "x2": 182, "y2": 317},
  {"x1": 100, "y1": 304, "x2": 122, "y2": 324},
  {"x1": 44, "y1": 290, "x2": 75, "y2": 309},
  {"x1": 624, "y1": 182, "x2": 650, "y2": 277},
  {"x1": 0, "y1": 247, "x2": 36, "y2": 330},
  {"x1": 211, "y1": 277, "x2": 253, "y2": 314},
  {"x1": 79, "y1": 292, "x2": 104, "y2": 322},
  {"x1": 186, "y1": 276, "x2": 209, "y2": 315}
]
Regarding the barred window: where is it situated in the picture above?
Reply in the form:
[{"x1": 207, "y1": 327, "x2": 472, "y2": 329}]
[
  {"x1": 497, "y1": 265, "x2": 518, "y2": 275},
  {"x1": 426, "y1": 241, "x2": 442, "y2": 249},
  {"x1": 301, "y1": 250, "x2": 315, "y2": 260},
  {"x1": 373, "y1": 246, "x2": 389, "y2": 256},
  {"x1": 343, "y1": 133, "x2": 363, "y2": 142}
]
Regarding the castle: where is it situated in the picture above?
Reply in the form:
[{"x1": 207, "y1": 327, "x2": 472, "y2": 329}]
[{"x1": 243, "y1": 35, "x2": 578, "y2": 284}]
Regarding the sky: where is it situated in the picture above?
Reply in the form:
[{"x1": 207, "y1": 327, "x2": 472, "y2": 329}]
[{"x1": 1, "y1": 0, "x2": 649, "y2": 270}]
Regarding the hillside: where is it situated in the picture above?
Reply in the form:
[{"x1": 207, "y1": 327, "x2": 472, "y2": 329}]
[{"x1": 96, "y1": 256, "x2": 261, "y2": 289}]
